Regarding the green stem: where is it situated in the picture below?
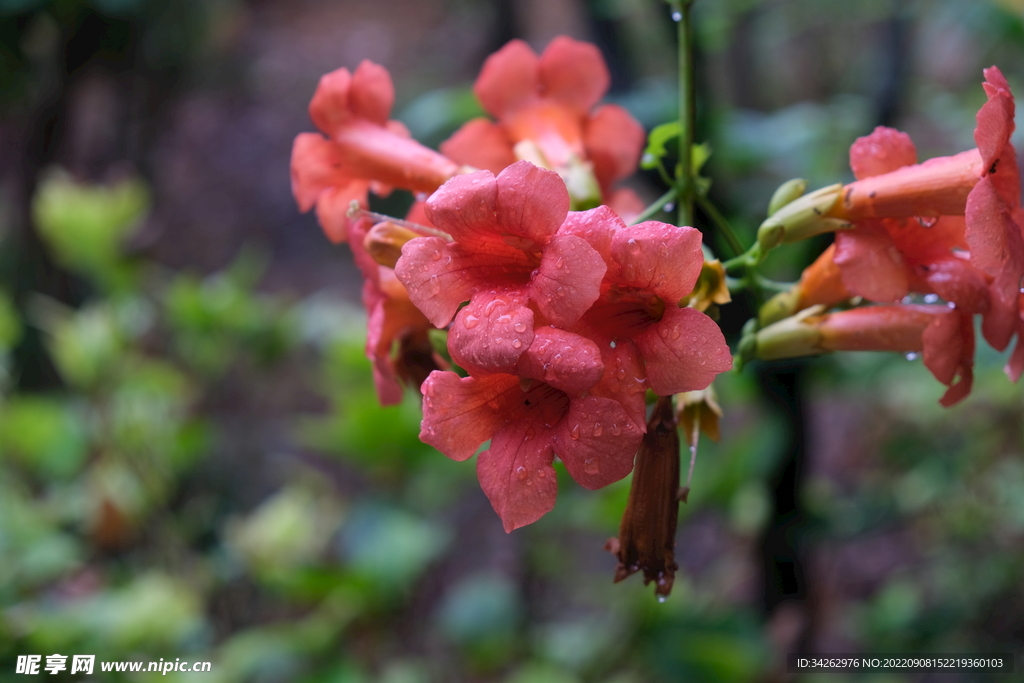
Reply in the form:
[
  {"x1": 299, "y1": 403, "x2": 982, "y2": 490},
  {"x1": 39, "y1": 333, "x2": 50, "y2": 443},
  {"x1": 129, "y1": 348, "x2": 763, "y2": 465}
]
[
  {"x1": 676, "y1": 0, "x2": 695, "y2": 229},
  {"x1": 696, "y1": 194, "x2": 743, "y2": 257},
  {"x1": 630, "y1": 187, "x2": 679, "y2": 225}
]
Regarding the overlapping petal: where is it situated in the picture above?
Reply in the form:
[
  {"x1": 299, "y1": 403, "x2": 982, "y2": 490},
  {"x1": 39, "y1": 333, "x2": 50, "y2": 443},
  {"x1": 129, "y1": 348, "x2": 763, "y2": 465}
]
[{"x1": 634, "y1": 307, "x2": 733, "y2": 396}]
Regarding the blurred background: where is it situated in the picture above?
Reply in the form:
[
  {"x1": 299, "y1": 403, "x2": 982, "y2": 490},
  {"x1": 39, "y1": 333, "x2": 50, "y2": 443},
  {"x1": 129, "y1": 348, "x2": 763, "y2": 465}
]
[{"x1": 1, "y1": 0, "x2": 1024, "y2": 681}]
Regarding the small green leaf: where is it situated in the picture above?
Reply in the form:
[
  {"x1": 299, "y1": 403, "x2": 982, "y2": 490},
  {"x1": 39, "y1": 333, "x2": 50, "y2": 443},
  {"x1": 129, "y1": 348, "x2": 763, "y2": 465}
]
[{"x1": 641, "y1": 122, "x2": 682, "y2": 169}]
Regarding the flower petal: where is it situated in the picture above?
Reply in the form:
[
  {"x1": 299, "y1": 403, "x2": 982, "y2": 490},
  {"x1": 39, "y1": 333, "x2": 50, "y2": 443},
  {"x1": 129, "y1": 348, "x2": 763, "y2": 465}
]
[
  {"x1": 922, "y1": 311, "x2": 964, "y2": 386},
  {"x1": 538, "y1": 36, "x2": 610, "y2": 113},
  {"x1": 975, "y1": 90, "x2": 1014, "y2": 174},
  {"x1": 477, "y1": 431, "x2": 559, "y2": 533},
  {"x1": 634, "y1": 306, "x2": 733, "y2": 396},
  {"x1": 913, "y1": 256, "x2": 990, "y2": 314},
  {"x1": 516, "y1": 327, "x2": 604, "y2": 394},
  {"x1": 611, "y1": 222, "x2": 705, "y2": 304},
  {"x1": 348, "y1": 60, "x2": 394, "y2": 126},
  {"x1": 420, "y1": 371, "x2": 518, "y2": 461},
  {"x1": 607, "y1": 188, "x2": 646, "y2": 224},
  {"x1": 965, "y1": 176, "x2": 1012, "y2": 275},
  {"x1": 849, "y1": 126, "x2": 917, "y2": 180},
  {"x1": 364, "y1": 281, "x2": 404, "y2": 406},
  {"x1": 529, "y1": 234, "x2": 606, "y2": 327},
  {"x1": 425, "y1": 169, "x2": 502, "y2": 248},
  {"x1": 556, "y1": 204, "x2": 621, "y2": 271},
  {"x1": 583, "y1": 104, "x2": 646, "y2": 188},
  {"x1": 290, "y1": 133, "x2": 347, "y2": 212},
  {"x1": 309, "y1": 67, "x2": 352, "y2": 138},
  {"x1": 394, "y1": 237, "x2": 480, "y2": 327},
  {"x1": 495, "y1": 161, "x2": 571, "y2": 245},
  {"x1": 834, "y1": 225, "x2": 909, "y2": 302},
  {"x1": 589, "y1": 338, "x2": 647, "y2": 430},
  {"x1": 448, "y1": 289, "x2": 535, "y2": 375},
  {"x1": 315, "y1": 182, "x2": 368, "y2": 244},
  {"x1": 923, "y1": 310, "x2": 974, "y2": 406},
  {"x1": 440, "y1": 118, "x2": 517, "y2": 174},
  {"x1": 554, "y1": 395, "x2": 641, "y2": 489},
  {"x1": 474, "y1": 39, "x2": 539, "y2": 119}
]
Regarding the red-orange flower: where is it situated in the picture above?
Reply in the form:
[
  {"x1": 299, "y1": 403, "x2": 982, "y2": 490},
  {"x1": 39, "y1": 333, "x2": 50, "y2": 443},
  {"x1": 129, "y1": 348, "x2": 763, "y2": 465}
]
[
  {"x1": 291, "y1": 61, "x2": 460, "y2": 243},
  {"x1": 419, "y1": 369, "x2": 643, "y2": 532},
  {"x1": 757, "y1": 305, "x2": 974, "y2": 406},
  {"x1": 348, "y1": 209, "x2": 444, "y2": 405},
  {"x1": 440, "y1": 36, "x2": 645, "y2": 213}
]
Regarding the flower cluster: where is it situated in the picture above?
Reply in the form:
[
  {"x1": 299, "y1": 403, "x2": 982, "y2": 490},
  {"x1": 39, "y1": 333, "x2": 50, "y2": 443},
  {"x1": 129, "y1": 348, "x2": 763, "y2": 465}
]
[
  {"x1": 290, "y1": 38, "x2": 732, "y2": 532},
  {"x1": 399, "y1": 161, "x2": 732, "y2": 531},
  {"x1": 754, "y1": 67, "x2": 1022, "y2": 406}
]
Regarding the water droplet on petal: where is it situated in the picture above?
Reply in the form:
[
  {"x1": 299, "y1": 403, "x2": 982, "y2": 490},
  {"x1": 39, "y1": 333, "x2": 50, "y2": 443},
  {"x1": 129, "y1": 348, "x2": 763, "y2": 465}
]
[
  {"x1": 512, "y1": 339, "x2": 522, "y2": 348},
  {"x1": 584, "y1": 458, "x2": 600, "y2": 474},
  {"x1": 430, "y1": 250, "x2": 442, "y2": 261},
  {"x1": 610, "y1": 423, "x2": 621, "y2": 436},
  {"x1": 610, "y1": 340, "x2": 617, "y2": 348},
  {"x1": 514, "y1": 322, "x2": 526, "y2": 332},
  {"x1": 555, "y1": 257, "x2": 564, "y2": 268},
  {"x1": 515, "y1": 466, "x2": 527, "y2": 480},
  {"x1": 463, "y1": 314, "x2": 479, "y2": 329},
  {"x1": 923, "y1": 293, "x2": 939, "y2": 304},
  {"x1": 592, "y1": 423, "x2": 603, "y2": 437},
  {"x1": 670, "y1": 326, "x2": 681, "y2": 340},
  {"x1": 947, "y1": 301, "x2": 957, "y2": 309},
  {"x1": 570, "y1": 424, "x2": 581, "y2": 440}
]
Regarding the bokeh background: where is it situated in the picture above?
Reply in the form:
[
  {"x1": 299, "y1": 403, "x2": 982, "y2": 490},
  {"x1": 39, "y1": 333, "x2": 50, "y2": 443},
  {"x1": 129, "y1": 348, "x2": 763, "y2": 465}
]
[{"x1": 1, "y1": 0, "x2": 1024, "y2": 681}]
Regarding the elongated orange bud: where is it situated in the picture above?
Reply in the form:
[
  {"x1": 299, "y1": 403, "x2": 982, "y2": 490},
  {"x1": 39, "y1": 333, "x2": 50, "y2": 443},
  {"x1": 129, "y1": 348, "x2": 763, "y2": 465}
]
[
  {"x1": 829, "y1": 149, "x2": 984, "y2": 221},
  {"x1": 812, "y1": 304, "x2": 945, "y2": 351}
]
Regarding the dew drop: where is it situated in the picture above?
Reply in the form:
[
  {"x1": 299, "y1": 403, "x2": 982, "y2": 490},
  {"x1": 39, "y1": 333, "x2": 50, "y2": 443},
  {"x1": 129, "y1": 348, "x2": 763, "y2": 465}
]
[
  {"x1": 570, "y1": 424, "x2": 581, "y2": 440},
  {"x1": 430, "y1": 250, "x2": 442, "y2": 261},
  {"x1": 923, "y1": 293, "x2": 939, "y2": 304},
  {"x1": 610, "y1": 423, "x2": 621, "y2": 436},
  {"x1": 906, "y1": 352, "x2": 919, "y2": 361},
  {"x1": 947, "y1": 301, "x2": 957, "y2": 309},
  {"x1": 555, "y1": 257, "x2": 564, "y2": 268},
  {"x1": 670, "y1": 326, "x2": 681, "y2": 340},
  {"x1": 416, "y1": 192, "x2": 428, "y2": 202},
  {"x1": 515, "y1": 466, "x2": 528, "y2": 480},
  {"x1": 514, "y1": 322, "x2": 526, "y2": 332},
  {"x1": 901, "y1": 295, "x2": 913, "y2": 304},
  {"x1": 664, "y1": 202, "x2": 675, "y2": 212},
  {"x1": 592, "y1": 423, "x2": 603, "y2": 437},
  {"x1": 610, "y1": 340, "x2": 617, "y2": 348},
  {"x1": 659, "y1": 242, "x2": 670, "y2": 257},
  {"x1": 512, "y1": 339, "x2": 522, "y2": 348},
  {"x1": 463, "y1": 314, "x2": 479, "y2": 329},
  {"x1": 917, "y1": 216, "x2": 939, "y2": 228},
  {"x1": 498, "y1": 314, "x2": 512, "y2": 324},
  {"x1": 657, "y1": 594, "x2": 668, "y2": 603},
  {"x1": 584, "y1": 458, "x2": 600, "y2": 474}
]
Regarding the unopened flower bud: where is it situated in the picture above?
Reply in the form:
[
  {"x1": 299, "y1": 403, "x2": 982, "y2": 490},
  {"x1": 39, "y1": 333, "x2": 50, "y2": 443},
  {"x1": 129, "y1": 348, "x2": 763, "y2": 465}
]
[
  {"x1": 364, "y1": 221, "x2": 419, "y2": 269},
  {"x1": 757, "y1": 184, "x2": 852, "y2": 247},
  {"x1": 754, "y1": 307, "x2": 827, "y2": 360},
  {"x1": 758, "y1": 288, "x2": 801, "y2": 327},
  {"x1": 767, "y1": 178, "x2": 807, "y2": 216}
]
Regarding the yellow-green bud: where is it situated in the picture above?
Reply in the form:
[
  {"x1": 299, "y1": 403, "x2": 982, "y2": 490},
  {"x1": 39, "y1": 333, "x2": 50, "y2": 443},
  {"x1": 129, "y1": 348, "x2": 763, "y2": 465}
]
[
  {"x1": 767, "y1": 178, "x2": 807, "y2": 217},
  {"x1": 757, "y1": 184, "x2": 852, "y2": 246},
  {"x1": 364, "y1": 221, "x2": 419, "y2": 269},
  {"x1": 754, "y1": 307, "x2": 828, "y2": 360},
  {"x1": 758, "y1": 288, "x2": 801, "y2": 327}
]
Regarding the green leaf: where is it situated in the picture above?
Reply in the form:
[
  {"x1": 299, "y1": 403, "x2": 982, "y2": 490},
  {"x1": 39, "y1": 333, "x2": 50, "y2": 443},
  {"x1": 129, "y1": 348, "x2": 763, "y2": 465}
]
[{"x1": 641, "y1": 121, "x2": 682, "y2": 169}]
